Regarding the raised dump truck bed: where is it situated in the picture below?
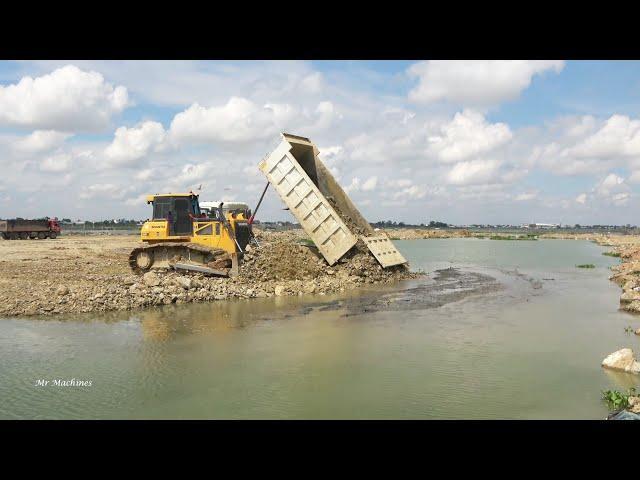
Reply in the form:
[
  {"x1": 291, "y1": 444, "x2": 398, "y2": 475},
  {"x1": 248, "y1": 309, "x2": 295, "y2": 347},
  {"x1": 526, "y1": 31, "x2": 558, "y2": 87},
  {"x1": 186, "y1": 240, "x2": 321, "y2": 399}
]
[
  {"x1": 0, "y1": 218, "x2": 61, "y2": 240},
  {"x1": 259, "y1": 133, "x2": 407, "y2": 268}
]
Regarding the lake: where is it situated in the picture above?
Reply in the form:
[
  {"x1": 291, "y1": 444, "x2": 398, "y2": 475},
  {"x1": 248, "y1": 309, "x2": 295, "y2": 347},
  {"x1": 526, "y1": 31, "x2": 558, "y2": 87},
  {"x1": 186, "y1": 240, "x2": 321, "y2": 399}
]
[{"x1": 1, "y1": 238, "x2": 638, "y2": 419}]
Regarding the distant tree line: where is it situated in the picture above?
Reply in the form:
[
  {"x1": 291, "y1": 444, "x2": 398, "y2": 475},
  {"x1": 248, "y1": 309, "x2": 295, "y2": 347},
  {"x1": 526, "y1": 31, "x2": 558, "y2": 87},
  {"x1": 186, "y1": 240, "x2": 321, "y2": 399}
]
[{"x1": 371, "y1": 220, "x2": 449, "y2": 229}]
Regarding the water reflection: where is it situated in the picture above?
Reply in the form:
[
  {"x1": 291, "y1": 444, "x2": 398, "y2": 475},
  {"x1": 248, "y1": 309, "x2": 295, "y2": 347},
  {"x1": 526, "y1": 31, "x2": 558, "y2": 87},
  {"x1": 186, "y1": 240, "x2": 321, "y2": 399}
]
[{"x1": 602, "y1": 368, "x2": 640, "y2": 390}]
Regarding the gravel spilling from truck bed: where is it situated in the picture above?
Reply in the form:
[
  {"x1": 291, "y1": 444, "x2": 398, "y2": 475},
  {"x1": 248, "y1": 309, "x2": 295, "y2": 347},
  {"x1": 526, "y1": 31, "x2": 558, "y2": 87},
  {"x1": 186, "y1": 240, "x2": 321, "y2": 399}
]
[{"x1": 0, "y1": 229, "x2": 420, "y2": 317}]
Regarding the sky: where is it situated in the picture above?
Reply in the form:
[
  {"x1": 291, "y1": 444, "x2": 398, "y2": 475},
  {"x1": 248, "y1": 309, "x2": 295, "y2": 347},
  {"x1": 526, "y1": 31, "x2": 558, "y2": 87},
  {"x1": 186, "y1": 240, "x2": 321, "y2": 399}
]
[{"x1": 1, "y1": 60, "x2": 640, "y2": 225}]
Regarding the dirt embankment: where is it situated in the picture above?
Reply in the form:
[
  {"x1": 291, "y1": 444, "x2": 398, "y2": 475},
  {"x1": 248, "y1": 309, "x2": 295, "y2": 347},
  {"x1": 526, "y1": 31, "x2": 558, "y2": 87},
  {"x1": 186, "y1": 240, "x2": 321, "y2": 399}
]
[
  {"x1": 382, "y1": 229, "x2": 474, "y2": 240},
  {"x1": 582, "y1": 234, "x2": 640, "y2": 315},
  {"x1": 0, "y1": 229, "x2": 420, "y2": 317}
]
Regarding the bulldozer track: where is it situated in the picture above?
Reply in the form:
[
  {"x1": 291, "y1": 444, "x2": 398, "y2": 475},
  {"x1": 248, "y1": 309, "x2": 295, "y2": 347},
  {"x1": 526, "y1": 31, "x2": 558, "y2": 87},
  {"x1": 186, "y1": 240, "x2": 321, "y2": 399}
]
[{"x1": 128, "y1": 242, "x2": 227, "y2": 275}]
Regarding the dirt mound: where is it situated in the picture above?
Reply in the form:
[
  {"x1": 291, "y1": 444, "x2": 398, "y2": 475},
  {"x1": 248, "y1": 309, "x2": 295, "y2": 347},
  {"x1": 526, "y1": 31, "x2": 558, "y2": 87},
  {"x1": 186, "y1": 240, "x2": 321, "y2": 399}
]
[
  {"x1": 242, "y1": 240, "x2": 324, "y2": 282},
  {"x1": 243, "y1": 232, "x2": 412, "y2": 287}
]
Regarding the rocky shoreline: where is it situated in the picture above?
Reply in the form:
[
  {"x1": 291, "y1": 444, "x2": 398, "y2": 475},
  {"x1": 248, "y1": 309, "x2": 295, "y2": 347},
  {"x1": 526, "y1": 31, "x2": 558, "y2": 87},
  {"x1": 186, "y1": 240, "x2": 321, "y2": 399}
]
[
  {"x1": 0, "y1": 229, "x2": 421, "y2": 317},
  {"x1": 573, "y1": 233, "x2": 640, "y2": 316}
]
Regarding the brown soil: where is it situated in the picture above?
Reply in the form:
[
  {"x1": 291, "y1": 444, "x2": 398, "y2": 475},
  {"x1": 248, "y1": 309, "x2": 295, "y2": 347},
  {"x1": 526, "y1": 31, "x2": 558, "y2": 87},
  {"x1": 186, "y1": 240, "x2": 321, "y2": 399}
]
[{"x1": 0, "y1": 229, "x2": 419, "y2": 317}]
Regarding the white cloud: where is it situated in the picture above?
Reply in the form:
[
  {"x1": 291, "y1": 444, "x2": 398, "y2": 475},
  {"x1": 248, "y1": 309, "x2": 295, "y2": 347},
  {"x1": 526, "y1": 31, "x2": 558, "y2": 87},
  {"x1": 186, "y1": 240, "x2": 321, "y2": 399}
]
[
  {"x1": 344, "y1": 175, "x2": 377, "y2": 193},
  {"x1": 169, "y1": 97, "x2": 281, "y2": 144},
  {"x1": 392, "y1": 184, "x2": 427, "y2": 201},
  {"x1": 343, "y1": 177, "x2": 360, "y2": 194},
  {"x1": 124, "y1": 194, "x2": 148, "y2": 207},
  {"x1": 135, "y1": 168, "x2": 154, "y2": 181},
  {"x1": 408, "y1": 60, "x2": 565, "y2": 107},
  {"x1": 611, "y1": 192, "x2": 630, "y2": 206},
  {"x1": 564, "y1": 115, "x2": 597, "y2": 137},
  {"x1": 104, "y1": 121, "x2": 167, "y2": 166},
  {"x1": 263, "y1": 103, "x2": 299, "y2": 126},
  {"x1": 169, "y1": 96, "x2": 344, "y2": 147},
  {"x1": 387, "y1": 179, "x2": 413, "y2": 188},
  {"x1": 158, "y1": 163, "x2": 215, "y2": 193},
  {"x1": 40, "y1": 153, "x2": 72, "y2": 172},
  {"x1": 427, "y1": 110, "x2": 512, "y2": 163},
  {"x1": 446, "y1": 159, "x2": 501, "y2": 185},
  {"x1": 595, "y1": 173, "x2": 625, "y2": 197},
  {"x1": 575, "y1": 193, "x2": 587, "y2": 204},
  {"x1": 0, "y1": 65, "x2": 129, "y2": 131},
  {"x1": 515, "y1": 191, "x2": 538, "y2": 201},
  {"x1": 313, "y1": 101, "x2": 341, "y2": 129},
  {"x1": 14, "y1": 130, "x2": 73, "y2": 153},
  {"x1": 628, "y1": 171, "x2": 640, "y2": 184},
  {"x1": 79, "y1": 183, "x2": 125, "y2": 200},
  {"x1": 361, "y1": 176, "x2": 378, "y2": 191},
  {"x1": 300, "y1": 72, "x2": 324, "y2": 94},
  {"x1": 564, "y1": 114, "x2": 640, "y2": 159},
  {"x1": 589, "y1": 173, "x2": 632, "y2": 206},
  {"x1": 319, "y1": 145, "x2": 343, "y2": 158}
]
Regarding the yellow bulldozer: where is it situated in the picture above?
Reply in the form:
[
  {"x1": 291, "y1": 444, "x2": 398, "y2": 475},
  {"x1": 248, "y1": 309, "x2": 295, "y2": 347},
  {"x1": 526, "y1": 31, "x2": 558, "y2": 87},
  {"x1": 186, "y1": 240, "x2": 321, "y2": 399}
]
[{"x1": 128, "y1": 192, "x2": 252, "y2": 277}]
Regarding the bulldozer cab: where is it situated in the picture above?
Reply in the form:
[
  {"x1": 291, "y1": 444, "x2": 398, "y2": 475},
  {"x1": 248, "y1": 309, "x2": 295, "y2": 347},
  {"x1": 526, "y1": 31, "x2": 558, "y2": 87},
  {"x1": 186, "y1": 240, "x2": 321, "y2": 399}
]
[{"x1": 149, "y1": 193, "x2": 200, "y2": 236}]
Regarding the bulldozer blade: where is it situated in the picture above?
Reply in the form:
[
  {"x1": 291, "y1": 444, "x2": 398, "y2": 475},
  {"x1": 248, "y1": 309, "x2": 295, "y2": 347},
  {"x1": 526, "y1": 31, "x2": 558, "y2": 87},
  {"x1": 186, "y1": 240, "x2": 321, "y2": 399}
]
[{"x1": 172, "y1": 262, "x2": 229, "y2": 277}]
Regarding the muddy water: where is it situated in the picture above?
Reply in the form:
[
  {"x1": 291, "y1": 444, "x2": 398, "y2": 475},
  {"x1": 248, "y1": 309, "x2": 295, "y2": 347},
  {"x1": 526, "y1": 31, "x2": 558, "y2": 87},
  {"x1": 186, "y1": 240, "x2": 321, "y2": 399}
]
[{"x1": 1, "y1": 239, "x2": 639, "y2": 419}]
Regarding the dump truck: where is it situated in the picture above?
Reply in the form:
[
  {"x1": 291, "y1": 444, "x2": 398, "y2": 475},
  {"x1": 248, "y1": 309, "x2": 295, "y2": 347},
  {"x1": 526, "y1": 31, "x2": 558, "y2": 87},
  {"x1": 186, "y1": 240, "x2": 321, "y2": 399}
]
[
  {"x1": 128, "y1": 192, "x2": 251, "y2": 277},
  {"x1": 258, "y1": 133, "x2": 407, "y2": 268},
  {"x1": 0, "y1": 218, "x2": 61, "y2": 240}
]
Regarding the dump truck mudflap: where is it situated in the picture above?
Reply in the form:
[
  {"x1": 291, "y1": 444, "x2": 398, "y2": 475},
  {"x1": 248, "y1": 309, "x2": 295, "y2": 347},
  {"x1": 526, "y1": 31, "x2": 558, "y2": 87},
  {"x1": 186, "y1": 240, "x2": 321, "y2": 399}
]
[
  {"x1": 360, "y1": 235, "x2": 407, "y2": 268},
  {"x1": 259, "y1": 133, "x2": 408, "y2": 268}
]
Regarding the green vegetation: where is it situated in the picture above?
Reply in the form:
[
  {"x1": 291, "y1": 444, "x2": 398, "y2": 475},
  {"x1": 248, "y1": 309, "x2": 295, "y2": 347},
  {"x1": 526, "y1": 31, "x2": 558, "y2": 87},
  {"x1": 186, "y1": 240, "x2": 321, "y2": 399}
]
[
  {"x1": 489, "y1": 234, "x2": 538, "y2": 241},
  {"x1": 576, "y1": 264, "x2": 596, "y2": 268},
  {"x1": 602, "y1": 388, "x2": 636, "y2": 411},
  {"x1": 602, "y1": 251, "x2": 621, "y2": 257},
  {"x1": 370, "y1": 220, "x2": 449, "y2": 229},
  {"x1": 624, "y1": 326, "x2": 636, "y2": 334}
]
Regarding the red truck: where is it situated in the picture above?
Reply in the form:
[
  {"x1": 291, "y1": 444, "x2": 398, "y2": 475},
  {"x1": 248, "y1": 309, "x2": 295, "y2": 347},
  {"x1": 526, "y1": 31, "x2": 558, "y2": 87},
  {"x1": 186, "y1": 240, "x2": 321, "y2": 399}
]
[{"x1": 0, "y1": 218, "x2": 61, "y2": 240}]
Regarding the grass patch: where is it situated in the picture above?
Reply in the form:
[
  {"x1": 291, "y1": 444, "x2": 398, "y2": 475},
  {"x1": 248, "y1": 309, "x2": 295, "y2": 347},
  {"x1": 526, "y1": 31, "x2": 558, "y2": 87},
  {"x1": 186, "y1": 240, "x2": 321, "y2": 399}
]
[
  {"x1": 489, "y1": 235, "x2": 538, "y2": 241},
  {"x1": 576, "y1": 264, "x2": 596, "y2": 268},
  {"x1": 602, "y1": 387, "x2": 636, "y2": 411},
  {"x1": 602, "y1": 251, "x2": 621, "y2": 257}
]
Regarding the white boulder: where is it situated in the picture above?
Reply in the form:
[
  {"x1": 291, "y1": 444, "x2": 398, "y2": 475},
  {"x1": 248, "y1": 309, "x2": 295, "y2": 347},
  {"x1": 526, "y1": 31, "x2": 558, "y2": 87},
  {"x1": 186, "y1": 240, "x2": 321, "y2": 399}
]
[{"x1": 602, "y1": 348, "x2": 640, "y2": 375}]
